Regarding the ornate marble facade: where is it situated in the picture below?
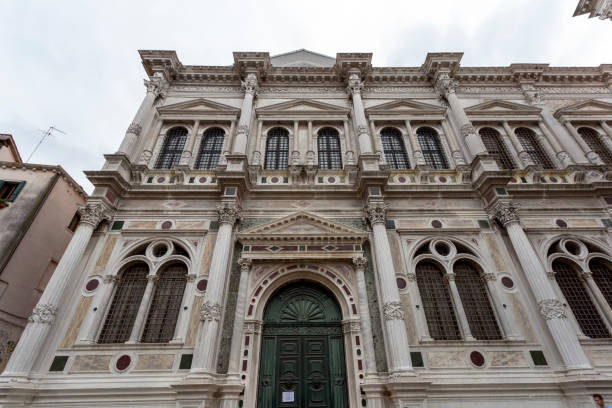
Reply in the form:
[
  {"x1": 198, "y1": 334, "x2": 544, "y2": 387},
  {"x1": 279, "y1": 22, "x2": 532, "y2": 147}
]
[{"x1": 2, "y1": 49, "x2": 612, "y2": 407}]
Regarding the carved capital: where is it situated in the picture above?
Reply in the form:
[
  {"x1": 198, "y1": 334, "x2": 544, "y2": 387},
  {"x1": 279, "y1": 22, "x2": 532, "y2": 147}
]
[
  {"x1": 187, "y1": 273, "x2": 197, "y2": 282},
  {"x1": 413, "y1": 150, "x2": 426, "y2": 166},
  {"x1": 581, "y1": 271, "x2": 594, "y2": 281},
  {"x1": 518, "y1": 151, "x2": 536, "y2": 166},
  {"x1": 77, "y1": 203, "x2": 110, "y2": 228},
  {"x1": 200, "y1": 301, "x2": 222, "y2": 321},
  {"x1": 352, "y1": 256, "x2": 367, "y2": 270},
  {"x1": 538, "y1": 299, "x2": 566, "y2": 320},
  {"x1": 444, "y1": 273, "x2": 456, "y2": 282},
  {"x1": 356, "y1": 124, "x2": 369, "y2": 136},
  {"x1": 460, "y1": 123, "x2": 477, "y2": 139},
  {"x1": 126, "y1": 122, "x2": 142, "y2": 136},
  {"x1": 28, "y1": 304, "x2": 57, "y2": 324},
  {"x1": 144, "y1": 77, "x2": 167, "y2": 98},
  {"x1": 342, "y1": 321, "x2": 361, "y2": 333},
  {"x1": 147, "y1": 274, "x2": 159, "y2": 282},
  {"x1": 452, "y1": 150, "x2": 466, "y2": 165},
  {"x1": 482, "y1": 272, "x2": 496, "y2": 282},
  {"x1": 217, "y1": 202, "x2": 242, "y2": 226},
  {"x1": 139, "y1": 149, "x2": 153, "y2": 165},
  {"x1": 103, "y1": 275, "x2": 119, "y2": 284},
  {"x1": 242, "y1": 73, "x2": 258, "y2": 95},
  {"x1": 238, "y1": 258, "x2": 252, "y2": 273},
  {"x1": 490, "y1": 201, "x2": 521, "y2": 227},
  {"x1": 434, "y1": 72, "x2": 459, "y2": 97},
  {"x1": 546, "y1": 271, "x2": 556, "y2": 280},
  {"x1": 236, "y1": 124, "x2": 249, "y2": 137},
  {"x1": 364, "y1": 202, "x2": 389, "y2": 225},
  {"x1": 520, "y1": 84, "x2": 544, "y2": 106},
  {"x1": 383, "y1": 301, "x2": 404, "y2": 321},
  {"x1": 347, "y1": 73, "x2": 364, "y2": 95},
  {"x1": 406, "y1": 273, "x2": 417, "y2": 282}
]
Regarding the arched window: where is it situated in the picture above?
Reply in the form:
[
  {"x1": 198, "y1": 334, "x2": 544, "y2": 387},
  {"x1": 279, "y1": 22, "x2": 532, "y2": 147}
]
[
  {"x1": 155, "y1": 127, "x2": 188, "y2": 169},
  {"x1": 416, "y1": 262, "x2": 461, "y2": 340},
  {"x1": 553, "y1": 260, "x2": 610, "y2": 338},
  {"x1": 416, "y1": 127, "x2": 448, "y2": 169},
  {"x1": 141, "y1": 263, "x2": 188, "y2": 343},
  {"x1": 578, "y1": 127, "x2": 612, "y2": 165},
  {"x1": 195, "y1": 127, "x2": 225, "y2": 170},
  {"x1": 454, "y1": 261, "x2": 502, "y2": 340},
  {"x1": 515, "y1": 127, "x2": 554, "y2": 169},
  {"x1": 264, "y1": 127, "x2": 289, "y2": 170},
  {"x1": 479, "y1": 127, "x2": 515, "y2": 169},
  {"x1": 590, "y1": 259, "x2": 612, "y2": 307},
  {"x1": 317, "y1": 127, "x2": 342, "y2": 169},
  {"x1": 381, "y1": 127, "x2": 410, "y2": 169},
  {"x1": 98, "y1": 264, "x2": 148, "y2": 343}
]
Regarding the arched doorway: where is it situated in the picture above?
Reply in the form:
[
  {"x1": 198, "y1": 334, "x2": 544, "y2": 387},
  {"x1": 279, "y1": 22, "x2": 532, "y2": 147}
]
[{"x1": 257, "y1": 281, "x2": 349, "y2": 407}]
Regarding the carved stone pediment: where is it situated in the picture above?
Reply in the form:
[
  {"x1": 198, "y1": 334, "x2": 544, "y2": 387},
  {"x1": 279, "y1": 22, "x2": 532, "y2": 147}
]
[
  {"x1": 464, "y1": 99, "x2": 541, "y2": 117},
  {"x1": 157, "y1": 98, "x2": 241, "y2": 118},
  {"x1": 365, "y1": 99, "x2": 446, "y2": 117},
  {"x1": 554, "y1": 99, "x2": 612, "y2": 120},
  {"x1": 236, "y1": 211, "x2": 367, "y2": 244},
  {"x1": 255, "y1": 99, "x2": 349, "y2": 120}
]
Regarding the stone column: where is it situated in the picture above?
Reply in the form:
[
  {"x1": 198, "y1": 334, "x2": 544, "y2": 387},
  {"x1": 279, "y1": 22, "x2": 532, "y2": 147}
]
[
  {"x1": 228, "y1": 258, "x2": 252, "y2": 373},
  {"x1": 291, "y1": 121, "x2": 299, "y2": 165},
  {"x1": 582, "y1": 271, "x2": 612, "y2": 329},
  {"x1": 179, "y1": 120, "x2": 200, "y2": 166},
  {"x1": 191, "y1": 201, "x2": 241, "y2": 373},
  {"x1": 352, "y1": 256, "x2": 378, "y2": 374},
  {"x1": 348, "y1": 74, "x2": 374, "y2": 155},
  {"x1": 252, "y1": 120, "x2": 263, "y2": 166},
  {"x1": 78, "y1": 275, "x2": 118, "y2": 344},
  {"x1": 307, "y1": 121, "x2": 315, "y2": 165},
  {"x1": 600, "y1": 121, "x2": 612, "y2": 153},
  {"x1": 404, "y1": 120, "x2": 425, "y2": 166},
  {"x1": 562, "y1": 119, "x2": 604, "y2": 165},
  {"x1": 117, "y1": 76, "x2": 166, "y2": 157},
  {"x1": 445, "y1": 273, "x2": 475, "y2": 340},
  {"x1": 364, "y1": 202, "x2": 412, "y2": 373},
  {"x1": 137, "y1": 119, "x2": 164, "y2": 167},
  {"x1": 502, "y1": 121, "x2": 534, "y2": 168},
  {"x1": 440, "y1": 118, "x2": 466, "y2": 165},
  {"x1": 3, "y1": 203, "x2": 109, "y2": 377},
  {"x1": 233, "y1": 73, "x2": 258, "y2": 155},
  {"x1": 344, "y1": 120, "x2": 355, "y2": 166},
  {"x1": 369, "y1": 120, "x2": 385, "y2": 165},
  {"x1": 127, "y1": 275, "x2": 158, "y2": 343},
  {"x1": 434, "y1": 72, "x2": 487, "y2": 157},
  {"x1": 490, "y1": 201, "x2": 592, "y2": 370},
  {"x1": 538, "y1": 121, "x2": 573, "y2": 168}
]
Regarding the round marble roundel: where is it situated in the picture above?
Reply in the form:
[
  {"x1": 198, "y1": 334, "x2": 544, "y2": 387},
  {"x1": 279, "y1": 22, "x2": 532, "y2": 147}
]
[{"x1": 116, "y1": 355, "x2": 131, "y2": 371}]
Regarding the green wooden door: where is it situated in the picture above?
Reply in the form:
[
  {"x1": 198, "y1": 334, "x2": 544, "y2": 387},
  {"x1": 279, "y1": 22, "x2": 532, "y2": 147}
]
[{"x1": 257, "y1": 282, "x2": 348, "y2": 408}]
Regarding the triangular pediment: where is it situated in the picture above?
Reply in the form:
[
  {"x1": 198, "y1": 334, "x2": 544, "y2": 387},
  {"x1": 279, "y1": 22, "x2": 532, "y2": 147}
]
[
  {"x1": 256, "y1": 99, "x2": 349, "y2": 114},
  {"x1": 271, "y1": 49, "x2": 336, "y2": 68},
  {"x1": 237, "y1": 212, "x2": 367, "y2": 244},
  {"x1": 555, "y1": 99, "x2": 612, "y2": 117},
  {"x1": 365, "y1": 99, "x2": 445, "y2": 115},
  {"x1": 464, "y1": 100, "x2": 541, "y2": 115},
  {"x1": 158, "y1": 98, "x2": 241, "y2": 114}
]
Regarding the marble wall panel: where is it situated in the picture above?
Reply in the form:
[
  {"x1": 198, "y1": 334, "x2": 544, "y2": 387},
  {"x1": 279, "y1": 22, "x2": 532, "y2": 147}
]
[
  {"x1": 185, "y1": 296, "x2": 203, "y2": 347},
  {"x1": 127, "y1": 221, "x2": 157, "y2": 229},
  {"x1": 135, "y1": 354, "x2": 175, "y2": 370},
  {"x1": 93, "y1": 235, "x2": 117, "y2": 275},
  {"x1": 176, "y1": 220, "x2": 207, "y2": 230},
  {"x1": 400, "y1": 293, "x2": 417, "y2": 344},
  {"x1": 522, "y1": 219, "x2": 553, "y2": 228},
  {"x1": 199, "y1": 234, "x2": 216, "y2": 275},
  {"x1": 507, "y1": 292, "x2": 537, "y2": 342},
  {"x1": 567, "y1": 219, "x2": 600, "y2": 227},
  {"x1": 398, "y1": 220, "x2": 428, "y2": 229},
  {"x1": 587, "y1": 349, "x2": 612, "y2": 366},
  {"x1": 71, "y1": 355, "x2": 111, "y2": 372},
  {"x1": 427, "y1": 351, "x2": 466, "y2": 368},
  {"x1": 489, "y1": 351, "x2": 528, "y2": 367},
  {"x1": 60, "y1": 297, "x2": 92, "y2": 348},
  {"x1": 387, "y1": 232, "x2": 405, "y2": 273},
  {"x1": 446, "y1": 219, "x2": 474, "y2": 228},
  {"x1": 481, "y1": 233, "x2": 505, "y2": 270}
]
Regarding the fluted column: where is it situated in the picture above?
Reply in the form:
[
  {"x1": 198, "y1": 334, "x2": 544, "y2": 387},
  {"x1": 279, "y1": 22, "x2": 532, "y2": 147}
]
[
  {"x1": 434, "y1": 72, "x2": 487, "y2": 157},
  {"x1": 179, "y1": 120, "x2": 200, "y2": 166},
  {"x1": 352, "y1": 257, "x2": 377, "y2": 374},
  {"x1": 233, "y1": 73, "x2": 258, "y2": 155},
  {"x1": 364, "y1": 202, "x2": 412, "y2": 372},
  {"x1": 191, "y1": 201, "x2": 241, "y2": 373},
  {"x1": 404, "y1": 120, "x2": 425, "y2": 166},
  {"x1": 127, "y1": 275, "x2": 158, "y2": 343},
  {"x1": 502, "y1": 121, "x2": 534, "y2": 168},
  {"x1": 445, "y1": 273, "x2": 475, "y2": 340},
  {"x1": 228, "y1": 258, "x2": 252, "y2": 373},
  {"x1": 490, "y1": 201, "x2": 591, "y2": 370},
  {"x1": 562, "y1": 118, "x2": 604, "y2": 165},
  {"x1": 78, "y1": 274, "x2": 118, "y2": 344},
  {"x1": 117, "y1": 76, "x2": 166, "y2": 157},
  {"x1": 3, "y1": 203, "x2": 109, "y2": 377},
  {"x1": 348, "y1": 74, "x2": 374, "y2": 155},
  {"x1": 440, "y1": 118, "x2": 466, "y2": 165}
]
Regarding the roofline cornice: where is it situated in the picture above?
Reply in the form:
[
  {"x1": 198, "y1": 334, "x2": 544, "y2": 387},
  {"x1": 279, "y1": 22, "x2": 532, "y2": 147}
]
[{"x1": 0, "y1": 161, "x2": 88, "y2": 198}]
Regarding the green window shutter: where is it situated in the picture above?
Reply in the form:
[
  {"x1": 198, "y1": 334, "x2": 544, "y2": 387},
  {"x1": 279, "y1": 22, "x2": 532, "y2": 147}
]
[{"x1": 8, "y1": 181, "x2": 25, "y2": 202}]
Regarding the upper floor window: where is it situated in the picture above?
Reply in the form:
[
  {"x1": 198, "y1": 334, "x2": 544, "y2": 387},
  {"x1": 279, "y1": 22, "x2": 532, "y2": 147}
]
[
  {"x1": 590, "y1": 260, "x2": 612, "y2": 307},
  {"x1": 264, "y1": 127, "x2": 289, "y2": 170},
  {"x1": 479, "y1": 127, "x2": 515, "y2": 169},
  {"x1": 0, "y1": 180, "x2": 25, "y2": 202},
  {"x1": 155, "y1": 127, "x2": 188, "y2": 169},
  {"x1": 514, "y1": 127, "x2": 554, "y2": 169},
  {"x1": 317, "y1": 127, "x2": 342, "y2": 169},
  {"x1": 416, "y1": 127, "x2": 448, "y2": 169},
  {"x1": 578, "y1": 127, "x2": 612, "y2": 165},
  {"x1": 381, "y1": 127, "x2": 410, "y2": 169},
  {"x1": 195, "y1": 127, "x2": 225, "y2": 170}
]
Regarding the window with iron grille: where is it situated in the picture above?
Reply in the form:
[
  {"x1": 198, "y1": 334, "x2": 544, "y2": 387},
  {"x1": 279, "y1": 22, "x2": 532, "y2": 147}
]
[
  {"x1": 317, "y1": 127, "x2": 342, "y2": 169},
  {"x1": 195, "y1": 127, "x2": 225, "y2": 170},
  {"x1": 141, "y1": 263, "x2": 187, "y2": 343},
  {"x1": 264, "y1": 127, "x2": 289, "y2": 170},
  {"x1": 416, "y1": 127, "x2": 449, "y2": 169},
  {"x1": 416, "y1": 261, "x2": 461, "y2": 340},
  {"x1": 590, "y1": 259, "x2": 612, "y2": 307},
  {"x1": 553, "y1": 260, "x2": 610, "y2": 338},
  {"x1": 514, "y1": 127, "x2": 554, "y2": 169},
  {"x1": 454, "y1": 261, "x2": 502, "y2": 340},
  {"x1": 479, "y1": 127, "x2": 515, "y2": 169},
  {"x1": 578, "y1": 127, "x2": 612, "y2": 165},
  {"x1": 381, "y1": 127, "x2": 410, "y2": 169},
  {"x1": 155, "y1": 127, "x2": 188, "y2": 169},
  {"x1": 98, "y1": 264, "x2": 148, "y2": 343}
]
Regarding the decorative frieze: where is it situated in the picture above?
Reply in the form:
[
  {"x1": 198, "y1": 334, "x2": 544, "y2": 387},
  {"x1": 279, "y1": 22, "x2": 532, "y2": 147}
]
[
  {"x1": 538, "y1": 299, "x2": 567, "y2": 320},
  {"x1": 28, "y1": 304, "x2": 57, "y2": 324}
]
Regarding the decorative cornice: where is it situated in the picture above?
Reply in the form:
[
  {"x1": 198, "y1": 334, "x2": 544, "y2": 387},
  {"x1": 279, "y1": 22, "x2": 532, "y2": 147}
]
[
  {"x1": 77, "y1": 203, "x2": 110, "y2": 228},
  {"x1": 489, "y1": 201, "x2": 521, "y2": 227},
  {"x1": 364, "y1": 202, "x2": 389, "y2": 225},
  {"x1": 28, "y1": 304, "x2": 57, "y2": 324}
]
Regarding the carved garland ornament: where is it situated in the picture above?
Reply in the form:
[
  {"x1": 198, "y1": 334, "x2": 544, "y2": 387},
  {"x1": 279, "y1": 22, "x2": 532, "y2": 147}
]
[
  {"x1": 200, "y1": 301, "x2": 222, "y2": 321},
  {"x1": 490, "y1": 201, "x2": 521, "y2": 226},
  {"x1": 29, "y1": 304, "x2": 57, "y2": 324},
  {"x1": 538, "y1": 299, "x2": 566, "y2": 320},
  {"x1": 364, "y1": 202, "x2": 389, "y2": 225},
  {"x1": 383, "y1": 301, "x2": 404, "y2": 321},
  {"x1": 217, "y1": 202, "x2": 242, "y2": 226},
  {"x1": 77, "y1": 203, "x2": 110, "y2": 228}
]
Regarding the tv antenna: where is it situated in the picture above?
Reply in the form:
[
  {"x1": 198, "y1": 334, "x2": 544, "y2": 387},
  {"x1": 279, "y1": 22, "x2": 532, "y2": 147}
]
[{"x1": 27, "y1": 126, "x2": 66, "y2": 162}]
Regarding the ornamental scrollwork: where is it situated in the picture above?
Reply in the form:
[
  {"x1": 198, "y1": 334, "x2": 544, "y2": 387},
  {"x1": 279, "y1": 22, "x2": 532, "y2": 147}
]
[
  {"x1": 347, "y1": 73, "x2": 364, "y2": 95},
  {"x1": 77, "y1": 203, "x2": 110, "y2": 228},
  {"x1": 538, "y1": 299, "x2": 566, "y2": 320},
  {"x1": 200, "y1": 301, "x2": 222, "y2": 321},
  {"x1": 490, "y1": 201, "x2": 521, "y2": 227},
  {"x1": 383, "y1": 301, "x2": 404, "y2": 321},
  {"x1": 217, "y1": 202, "x2": 242, "y2": 226},
  {"x1": 352, "y1": 256, "x2": 367, "y2": 270},
  {"x1": 29, "y1": 304, "x2": 57, "y2": 324},
  {"x1": 241, "y1": 73, "x2": 258, "y2": 95},
  {"x1": 364, "y1": 202, "x2": 389, "y2": 225},
  {"x1": 126, "y1": 123, "x2": 142, "y2": 136}
]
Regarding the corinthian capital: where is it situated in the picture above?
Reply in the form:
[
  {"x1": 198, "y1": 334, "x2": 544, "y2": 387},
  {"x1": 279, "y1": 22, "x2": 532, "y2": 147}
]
[
  {"x1": 434, "y1": 72, "x2": 459, "y2": 98},
  {"x1": 347, "y1": 73, "x2": 364, "y2": 95},
  {"x1": 352, "y1": 256, "x2": 367, "y2": 270},
  {"x1": 238, "y1": 258, "x2": 252, "y2": 272},
  {"x1": 144, "y1": 76, "x2": 168, "y2": 97},
  {"x1": 364, "y1": 201, "x2": 389, "y2": 226},
  {"x1": 77, "y1": 203, "x2": 110, "y2": 228},
  {"x1": 126, "y1": 122, "x2": 142, "y2": 136},
  {"x1": 217, "y1": 202, "x2": 242, "y2": 226},
  {"x1": 489, "y1": 201, "x2": 520, "y2": 227},
  {"x1": 242, "y1": 73, "x2": 258, "y2": 95}
]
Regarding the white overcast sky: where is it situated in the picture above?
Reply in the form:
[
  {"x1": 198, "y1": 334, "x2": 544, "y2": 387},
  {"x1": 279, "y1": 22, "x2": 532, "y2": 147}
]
[{"x1": 1, "y1": 0, "x2": 610, "y2": 193}]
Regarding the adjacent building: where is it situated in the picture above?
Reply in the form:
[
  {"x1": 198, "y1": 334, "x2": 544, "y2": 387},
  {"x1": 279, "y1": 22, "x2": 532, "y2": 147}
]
[
  {"x1": 0, "y1": 134, "x2": 87, "y2": 371},
  {"x1": 2, "y1": 49, "x2": 612, "y2": 407},
  {"x1": 574, "y1": 0, "x2": 612, "y2": 20}
]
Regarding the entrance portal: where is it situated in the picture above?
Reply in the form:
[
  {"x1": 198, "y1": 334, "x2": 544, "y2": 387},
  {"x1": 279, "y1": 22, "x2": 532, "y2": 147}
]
[{"x1": 257, "y1": 281, "x2": 349, "y2": 408}]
